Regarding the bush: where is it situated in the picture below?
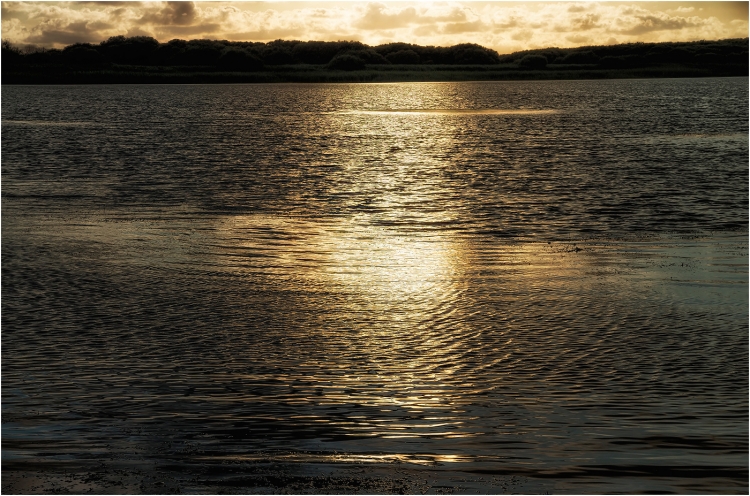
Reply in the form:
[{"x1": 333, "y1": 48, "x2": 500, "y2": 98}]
[
  {"x1": 261, "y1": 46, "x2": 296, "y2": 65},
  {"x1": 64, "y1": 44, "x2": 106, "y2": 66},
  {"x1": 560, "y1": 50, "x2": 599, "y2": 64},
  {"x1": 327, "y1": 54, "x2": 366, "y2": 70},
  {"x1": 25, "y1": 49, "x2": 64, "y2": 65},
  {"x1": 598, "y1": 55, "x2": 641, "y2": 69},
  {"x1": 728, "y1": 51, "x2": 748, "y2": 64},
  {"x1": 99, "y1": 36, "x2": 159, "y2": 64},
  {"x1": 667, "y1": 47, "x2": 694, "y2": 63},
  {"x1": 385, "y1": 49, "x2": 420, "y2": 64},
  {"x1": 453, "y1": 46, "x2": 499, "y2": 64},
  {"x1": 183, "y1": 43, "x2": 223, "y2": 66},
  {"x1": 519, "y1": 54, "x2": 547, "y2": 69},
  {"x1": 153, "y1": 42, "x2": 184, "y2": 65},
  {"x1": 292, "y1": 41, "x2": 339, "y2": 64},
  {"x1": 1, "y1": 40, "x2": 22, "y2": 67},
  {"x1": 346, "y1": 49, "x2": 389, "y2": 65},
  {"x1": 218, "y1": 48, "x2": 264, "y2": 71}
]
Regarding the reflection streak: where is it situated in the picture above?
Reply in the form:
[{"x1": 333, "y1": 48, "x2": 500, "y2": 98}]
[{"x1": 212, "y1": 107, "x2": 481, "y2": 438}]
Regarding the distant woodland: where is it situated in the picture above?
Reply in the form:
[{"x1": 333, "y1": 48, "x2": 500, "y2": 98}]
[{"x1": 2, "y1": 36, "x2": 747, "y2": 83}]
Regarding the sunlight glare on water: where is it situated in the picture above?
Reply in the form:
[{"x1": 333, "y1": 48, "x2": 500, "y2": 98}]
[{"x1": 340, "y1": 109, "x2": 557, "y2": 115}]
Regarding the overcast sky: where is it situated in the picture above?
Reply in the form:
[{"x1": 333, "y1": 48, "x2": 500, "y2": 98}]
[{"x1": 2, "y1": 1, "x2": 748, "y2": 53}]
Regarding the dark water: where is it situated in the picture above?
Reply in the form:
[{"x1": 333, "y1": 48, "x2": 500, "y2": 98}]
[{"x1": 2, "y1": 79, "x2": 748, "y2": 493}]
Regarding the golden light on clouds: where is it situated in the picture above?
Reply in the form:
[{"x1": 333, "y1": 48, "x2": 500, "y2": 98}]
[{"x1": 1, "y1": 1, "x2": 747, "y2": 53}]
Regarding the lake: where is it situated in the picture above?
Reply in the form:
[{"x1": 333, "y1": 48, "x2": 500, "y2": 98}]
[{"x1": 2, "y1": 79, "x2": 748, "y2": 494}]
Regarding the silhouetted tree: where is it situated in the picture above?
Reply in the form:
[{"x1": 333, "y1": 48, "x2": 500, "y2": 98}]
[
  {"x1": 183, "y1": 40, "x2": 223, "y2": 66},
  {"x1": 24, "y1": 48, "x2": 64, "y2": 66},
  {"x1": 1, "y1": 39, "x2": 22, "y2": 68},
  {"x1": 100, "y1": 36, "x2": 159, "y2": 64},
  {"x1": 598, "y1": 55, "x2": 641, "y2": 69},
  {"x1": 63, "y1": 43, "x2": 106, "y2": 66},
  {"x1": 261, "y1": 45, "x2": 296, "y2": 65},
  {"x1": 667, "y1": 47, "x2": 695, "y2": 63},
  {"x1": 386, "y1": 49, "x2": 420, "y2": 64},
  {"x1": 519, "y1": 54, "x2": 547, "y2": 69},
  {"x1": 345, "y1": 49, "x2": 389, "y2": 64},
  {"x1": 560, "y1": 50, "x2": 599, "y2": 64},
  {"x1": 451, "y1": 43, "x2": 500, "y2": 64},
  {"x1": 327, "y1": 53, "x2": 366, "y2": 70},
  {"x1": 292, "y1": 41, "x2": 340, "y2": 64},
  {"x1": 151, "y1": 39, "x2": 185, "y2": 65},
  {"x1": 218, "y1": 47, "x2": 264, "y2": 71}
]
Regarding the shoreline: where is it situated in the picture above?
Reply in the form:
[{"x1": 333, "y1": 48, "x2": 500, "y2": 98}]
[
  {"x1": 2, "y1": 460, "x2": 541, "y2": 495},
  {"x1": 3, "y1": 65, "x2": 747, "y2": 84}
]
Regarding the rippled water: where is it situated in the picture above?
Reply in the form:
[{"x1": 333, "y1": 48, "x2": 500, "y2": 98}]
[{"x1": 2, "y1": 79, "x2": 748, "y2": 494}]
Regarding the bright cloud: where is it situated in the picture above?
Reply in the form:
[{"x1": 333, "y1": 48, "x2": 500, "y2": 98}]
[{"x1": 1, "y1": 1, "x2": 747, "y2": 53}]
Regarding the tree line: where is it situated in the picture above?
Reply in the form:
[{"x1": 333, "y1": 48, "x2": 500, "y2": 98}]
[
  {"x1": 502, "y1": 38, "x2": 748, "y2": 70},
  {"x1": 1, "y1": 37, "x2": 503, "y2": 71},
  {"x1": 2, "y1": 36, "x2": 747, "y2": 73}
]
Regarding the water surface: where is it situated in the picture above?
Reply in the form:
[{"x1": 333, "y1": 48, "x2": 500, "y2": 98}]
[{"x1": 2, "y1": 79, "x2": 748, "y2": 494}]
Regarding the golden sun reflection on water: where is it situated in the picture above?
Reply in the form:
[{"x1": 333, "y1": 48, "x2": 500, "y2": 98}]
[
  {"x1": 215, "y1": 213, "x2": 474, "y2": 425},
  {"x1": 205, "y1": 91, "x2": 722, "y2": 443},
  {"x1": 206, "y1": 452, "x2": 474, "y2": 466},
  {"x1": 321, "y1": 225, "x2": 463, "y2": 308},
  {"x1": 210, "y1": 103, "x2": 486, "y2": 432},
  {"x1": 339, "y1": 109, "x2": 556, "y2": 116},
  {"x1": 206, "y1": 99, "x2": 526, "y2": 437}
]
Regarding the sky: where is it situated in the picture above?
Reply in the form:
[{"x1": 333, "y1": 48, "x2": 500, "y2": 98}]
[{"x1": 1, "y1": 1, "x2": 748, "y2": 54}]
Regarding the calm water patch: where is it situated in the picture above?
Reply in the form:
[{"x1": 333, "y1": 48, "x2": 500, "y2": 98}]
[{"x1": 2, "y1": 120, "x2": 98, "y2": 127}]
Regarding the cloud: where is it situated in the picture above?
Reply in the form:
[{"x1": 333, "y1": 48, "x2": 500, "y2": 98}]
[
  {"x1": 154, "y1": 23, "x2": 221, "y2": 37},
  {"x1": 125, "y1": 26, "x2": 155, "y2": 38},
  {"x1": 88, "y1": 19, "x2": 112, "y2": 30},
  {"x1": 225, "y1": 27, "x2": 307, "y2": 42},
  {"x1": 140, "y1": 2, "x2": 197, "y2": 26},
  {"x1": 442, "y1": 20, "x2": 484, "y2": 34},
  {"x1": 619, "y1": 13, "x2": 697, "y2": 35},
  {"x1": 413, "y1": 24, "x2": 439, "y2": 37},
  {"x1": 433, "y1": 6, "x2": 472, "y2": 23},
  {"x1": 566, "y1": 34, "x2": 590, "y2": 44},
  {"x1": 572, "y1": 13, "x2": 601, "y2": 31},
  {"x1": 353, "y1": 3, "x2": 484, "y2": 32},
  {"x1": 511, "y1": 30, "x2": 533, "y2": 42},
  {"x1": 1, "y1": 1, "x2": 746, "y2": 53},
  {"x1": 355, "y1": 3, "x2": 419, "y2": 30},
  {"x1": 25, "y1": 21, "x2": 105, "y2": 45},
  {"x1": 567, "y1": 4, "x2": 588, "y2": 14},
  {"x1": 493, "y1": 16, "x2": 520, "y2": 30}
]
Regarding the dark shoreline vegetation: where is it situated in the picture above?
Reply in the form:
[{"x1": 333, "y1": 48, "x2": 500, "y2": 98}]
[{"x1": 2, "y1": 36, "x2": 748, "y2": 83}]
